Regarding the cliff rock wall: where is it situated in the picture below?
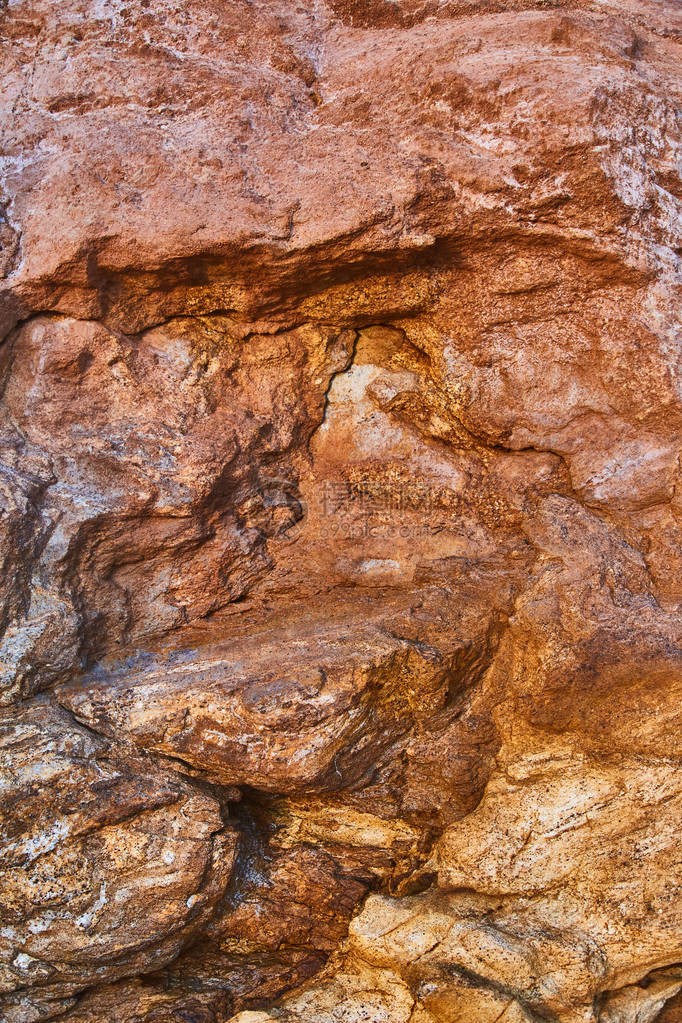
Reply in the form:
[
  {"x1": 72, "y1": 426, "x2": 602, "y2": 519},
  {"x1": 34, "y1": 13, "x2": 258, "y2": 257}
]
[{"x1": 1, "y1": 2, "x2": 682, "y2": 1021}]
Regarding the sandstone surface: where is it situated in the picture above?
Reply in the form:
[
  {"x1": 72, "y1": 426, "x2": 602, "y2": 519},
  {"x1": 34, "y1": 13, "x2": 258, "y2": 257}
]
[{"x1": 1, "y1": 0, "x2": 682, "y2": 1021}]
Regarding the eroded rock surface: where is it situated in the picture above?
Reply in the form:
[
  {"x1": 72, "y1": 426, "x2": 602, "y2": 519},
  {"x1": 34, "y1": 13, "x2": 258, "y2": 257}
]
[
  {"x1": 1, "y1": 0, "x2": 682, "y2": 1020},
  {"x1": 0, "y1": 697, "x2": 236, "y2": 1022}
]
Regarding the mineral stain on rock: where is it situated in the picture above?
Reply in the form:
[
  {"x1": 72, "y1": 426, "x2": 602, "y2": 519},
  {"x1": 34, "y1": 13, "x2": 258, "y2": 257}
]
[{"x1": 1, "y1": 1, "x2": 682, "y2": 1021}]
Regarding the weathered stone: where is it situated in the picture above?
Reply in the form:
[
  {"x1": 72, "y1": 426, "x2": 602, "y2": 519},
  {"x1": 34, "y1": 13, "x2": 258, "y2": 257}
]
[
  {"x1": 0, "y1": 698, "x2": 236, "y2": 1022},
  {"x1": 1, "y1": 0, "x2": 681, "y2": 1020}
]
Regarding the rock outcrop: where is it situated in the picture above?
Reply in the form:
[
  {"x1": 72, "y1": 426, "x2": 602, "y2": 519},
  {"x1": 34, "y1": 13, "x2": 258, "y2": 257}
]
[{"x1": 1, "y1": 0, "x2": 682, "y2": 1020}]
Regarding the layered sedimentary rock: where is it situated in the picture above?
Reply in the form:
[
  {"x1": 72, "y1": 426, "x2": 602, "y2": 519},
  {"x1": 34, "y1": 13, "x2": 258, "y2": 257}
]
[{"x1": 1, "y1": 0, "x2": 682, "y2": 1021}]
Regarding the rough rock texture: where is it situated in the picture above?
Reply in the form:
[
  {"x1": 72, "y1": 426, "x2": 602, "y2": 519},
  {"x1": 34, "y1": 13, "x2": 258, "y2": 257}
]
[{"x1": 1, "y1": 0, "x2": 682, "y2": 1020}]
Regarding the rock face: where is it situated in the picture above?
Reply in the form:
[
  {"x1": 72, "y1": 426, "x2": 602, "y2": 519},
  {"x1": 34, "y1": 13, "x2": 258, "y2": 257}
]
[
  {"x1": 0, "y1": 697, "x2": 237, "y2": 1022},
  {"x1": 1, "y1": 0, "x2": 682, "y2": 1021}
]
